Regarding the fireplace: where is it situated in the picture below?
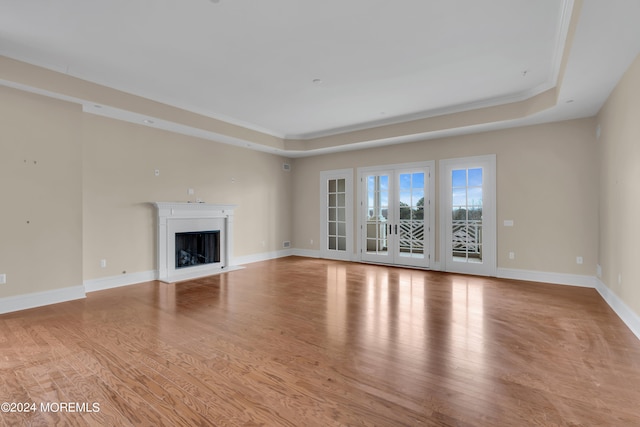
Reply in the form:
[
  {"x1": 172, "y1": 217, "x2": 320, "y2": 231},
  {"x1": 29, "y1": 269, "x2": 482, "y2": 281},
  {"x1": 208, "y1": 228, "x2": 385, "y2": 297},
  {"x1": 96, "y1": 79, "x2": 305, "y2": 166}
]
[
  {"x1": 175, "y1": 230, "x2": 220, "y2": 269},
  {"x1": 154, "y1": 202, "x2": 238, "y2": 283}
]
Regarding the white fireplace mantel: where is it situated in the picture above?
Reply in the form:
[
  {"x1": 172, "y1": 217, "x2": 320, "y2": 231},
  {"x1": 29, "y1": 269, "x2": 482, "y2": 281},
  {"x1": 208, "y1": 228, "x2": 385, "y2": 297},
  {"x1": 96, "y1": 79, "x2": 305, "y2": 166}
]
[{"x1": 153, "y1": 202, "x2": 240, "y2": 283}]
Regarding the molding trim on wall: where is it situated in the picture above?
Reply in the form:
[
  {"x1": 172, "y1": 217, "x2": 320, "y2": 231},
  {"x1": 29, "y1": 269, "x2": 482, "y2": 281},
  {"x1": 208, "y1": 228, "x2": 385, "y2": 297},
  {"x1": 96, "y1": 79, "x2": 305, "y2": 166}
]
[
  {"x1": 291, "y1": 249, "x2": 321, "y2": 259},
  {"x1": 234, "y1": 249, "x2": 294, "y2": 265},
  {"x1": 3, "y1": 257, "x2": 639, "y2": 344},
  {"x1": 595, "y1": 278, "x2": 640, "y2": 341},
  {"x1": 0, "y1": 285, "x2": 85, "y2": 315},
  {"x1": 84, "y1": 270, "x2": 158, "y2": 293},
  {"x1": 497, "y1": 268, "x2": 596, "y2": 288},
  {"x1": 84, "y1": 249, "x2": 295, "y2": 294}
]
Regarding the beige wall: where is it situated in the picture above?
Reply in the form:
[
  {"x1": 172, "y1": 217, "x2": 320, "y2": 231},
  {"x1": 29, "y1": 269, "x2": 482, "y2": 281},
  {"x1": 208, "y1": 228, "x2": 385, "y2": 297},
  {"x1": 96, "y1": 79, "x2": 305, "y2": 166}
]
[
  {"x1": 6, "y1": 53, "x2": 638, "y2": 321},
  {"x1": 82, "y1": 114, "x2": 293, "y2": 281},
  {"x1": 0, "y1": 86, "x2": 83, "y2": 298},
  {"x1": 597, "y1": 53, "x2": 640, "y2": 315},
  {"x1": 0, "y1": 84, "x2": 293, "y2": 297},
  {"x1": 292, "y1": 118, "x2": 599, "y2": 276}
]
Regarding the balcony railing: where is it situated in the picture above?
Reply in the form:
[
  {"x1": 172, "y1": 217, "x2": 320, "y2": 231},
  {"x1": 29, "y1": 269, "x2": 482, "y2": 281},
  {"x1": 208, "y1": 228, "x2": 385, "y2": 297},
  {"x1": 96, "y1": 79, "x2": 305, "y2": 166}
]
[
  {"x1": 452, "y1": 220, "x2": 482, "y2": 259},
  {"x1": 365, "y1": 218, "x2": 425, "y2": 255},
  {"x1": 399, "y1": 219, "x2": 424, "y2": 255}
]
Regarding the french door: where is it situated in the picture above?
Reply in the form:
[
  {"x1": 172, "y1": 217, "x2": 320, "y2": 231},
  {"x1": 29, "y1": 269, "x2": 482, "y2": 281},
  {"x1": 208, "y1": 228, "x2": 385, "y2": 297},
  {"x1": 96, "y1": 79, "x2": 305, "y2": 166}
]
[
  {"x1": 439, "y1": 155, "x2": 496, "y2": 276},
  {"x1": 358, "y1": 162, "x2": 434, "y2": 268},
  {"x1": 320, "y1": 169, "x2": 353, "y2": 261}
]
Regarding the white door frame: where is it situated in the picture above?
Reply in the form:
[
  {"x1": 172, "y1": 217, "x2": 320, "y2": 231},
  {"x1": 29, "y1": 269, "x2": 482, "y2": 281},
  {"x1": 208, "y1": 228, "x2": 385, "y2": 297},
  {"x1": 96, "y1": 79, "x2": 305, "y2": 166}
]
[
  {"x1": 357, "y1": 161, "x2": 435, "y2": 268},
  {"x1": 439, "y1": 155, "x2": 496, "y2": 276}
]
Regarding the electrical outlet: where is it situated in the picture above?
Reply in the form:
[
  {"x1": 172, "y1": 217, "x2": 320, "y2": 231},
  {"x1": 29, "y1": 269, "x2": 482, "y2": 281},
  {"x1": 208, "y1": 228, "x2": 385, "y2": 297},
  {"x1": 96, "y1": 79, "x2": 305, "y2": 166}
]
[
  {"x1": 154, "y1": 169, "x2": 160, "y2": 176},
  {"x1": 188, "y1": 188, "x2": 194, "y2": 195},
  {"x1": 0, "y1": 274, "x2": 6, "y2": 285},
  {"x1": 100, "y1": 259, "x2": 107, "y2": 268},
  {"x1": 508, "y1": 251, "x2": 515, "y2": 260},
  {"x1": 576, "y1": 256, "x2": 583, "y2": 265}
]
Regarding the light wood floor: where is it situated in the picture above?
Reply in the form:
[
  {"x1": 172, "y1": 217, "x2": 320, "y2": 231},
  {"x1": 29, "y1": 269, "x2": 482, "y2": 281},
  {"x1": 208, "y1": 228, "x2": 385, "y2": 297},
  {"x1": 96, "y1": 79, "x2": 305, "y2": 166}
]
[{"x1": 2, "y1": 257, "x2": 640, "y2": 426}]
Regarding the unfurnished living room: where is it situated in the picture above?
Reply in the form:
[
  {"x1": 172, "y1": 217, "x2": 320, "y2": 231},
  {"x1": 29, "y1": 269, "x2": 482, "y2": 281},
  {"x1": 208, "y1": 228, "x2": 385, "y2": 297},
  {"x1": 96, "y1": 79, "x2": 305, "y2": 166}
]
[{"x1": 1, "y1": 1, "x2": 640, "y2": 426}]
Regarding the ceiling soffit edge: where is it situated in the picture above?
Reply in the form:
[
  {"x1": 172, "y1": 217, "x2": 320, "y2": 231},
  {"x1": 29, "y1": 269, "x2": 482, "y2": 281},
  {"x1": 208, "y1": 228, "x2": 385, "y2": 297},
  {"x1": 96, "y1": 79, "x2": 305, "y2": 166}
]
[
  {"x1": 281, "y1": 0, "x2": 577, "y2": 141},
  {"x1": 284, "y1": 88, "x2": 559, "y2": 153},
  {"x1": 0, "y1": 0, "x2": 579, "y2": 157}
]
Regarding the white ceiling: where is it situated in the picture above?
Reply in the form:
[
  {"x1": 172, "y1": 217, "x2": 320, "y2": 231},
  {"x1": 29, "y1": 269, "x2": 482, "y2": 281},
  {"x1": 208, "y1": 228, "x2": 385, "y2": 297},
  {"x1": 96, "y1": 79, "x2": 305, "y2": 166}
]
[{"x1": 1, "y1": 0, "x2": 640, "y2": 155}]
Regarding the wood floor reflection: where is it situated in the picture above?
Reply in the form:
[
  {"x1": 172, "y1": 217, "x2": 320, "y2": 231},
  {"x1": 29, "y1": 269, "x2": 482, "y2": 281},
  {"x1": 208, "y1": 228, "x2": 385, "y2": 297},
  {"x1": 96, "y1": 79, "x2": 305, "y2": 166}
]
[{"x1": 2, "y1": 256, "x2": 640, "y2": 426}]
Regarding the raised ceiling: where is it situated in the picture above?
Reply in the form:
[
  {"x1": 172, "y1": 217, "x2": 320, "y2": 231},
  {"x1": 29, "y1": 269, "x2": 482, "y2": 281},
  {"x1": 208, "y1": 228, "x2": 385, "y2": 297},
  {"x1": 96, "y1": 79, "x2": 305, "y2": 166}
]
[{"x1": 1, "y1": 0, "x2": 640, "y2": 156}]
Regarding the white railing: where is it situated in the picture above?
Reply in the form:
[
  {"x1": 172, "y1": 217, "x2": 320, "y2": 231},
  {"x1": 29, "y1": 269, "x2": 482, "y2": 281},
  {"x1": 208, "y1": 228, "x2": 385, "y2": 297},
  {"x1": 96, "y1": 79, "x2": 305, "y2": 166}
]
[
  {"x1": 399, "y1": 219, "x2": 424, "y2": 255},
  {"x1": 366, "y1": 218, "x2": 425, "y2": 255},
  {"x1": 452, "y1": 220, "x2": 482, "y2": 257}
]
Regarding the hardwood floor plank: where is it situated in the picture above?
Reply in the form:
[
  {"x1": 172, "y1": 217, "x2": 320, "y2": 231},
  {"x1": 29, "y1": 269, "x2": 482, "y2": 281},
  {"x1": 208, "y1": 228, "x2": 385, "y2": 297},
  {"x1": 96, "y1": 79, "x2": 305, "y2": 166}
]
[
  {"x1": 2, "y1": 257, "x2": 640, "y2": 425},
  {"x1": 0, "y1": 370, "x2": 38, "y2": 426},
  {"x1": 52, "y1": 358, "x2": 130, "y2": 427},
  {"x1": 50, "y1": 314, "x2": 248, "y2": 425}
]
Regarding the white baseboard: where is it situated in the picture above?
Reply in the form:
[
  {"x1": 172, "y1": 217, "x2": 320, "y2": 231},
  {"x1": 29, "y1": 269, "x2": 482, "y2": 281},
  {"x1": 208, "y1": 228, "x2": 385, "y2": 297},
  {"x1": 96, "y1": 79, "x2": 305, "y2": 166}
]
[
  {"x1": 497, "y1": 268, "x2": 596, "y2": 288},
  {"x1": 4, "y1": 259, "x2": 638, "y2": 343},
  {"x1": 498, "y1": 269, "x2": 639, "y2": 341},
  {"x1": 0, "y1": 285, "x2": 85, "y2": 315},
  {"x1": 290, "y1": 248, "x2": 320, "y2": 258},
  {"x1": 84, "y1": 270, "x2": 157, "y2": 293},
  {"x1": 84, "y1": 250, "x2": 295, "y2": 291},
  {"x1": 595, "y1": 278, "x2": 640, "y2": 340},
  {"x1": 235, "y1": 249, "x2": 294, "y2": 265}
]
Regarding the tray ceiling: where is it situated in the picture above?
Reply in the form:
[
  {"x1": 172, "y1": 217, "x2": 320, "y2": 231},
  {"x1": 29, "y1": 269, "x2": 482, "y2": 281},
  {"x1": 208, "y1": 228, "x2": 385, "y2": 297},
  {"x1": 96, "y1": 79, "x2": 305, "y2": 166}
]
[{"x1": 1, "y1": 0, "x2": 640, "y2": 156}]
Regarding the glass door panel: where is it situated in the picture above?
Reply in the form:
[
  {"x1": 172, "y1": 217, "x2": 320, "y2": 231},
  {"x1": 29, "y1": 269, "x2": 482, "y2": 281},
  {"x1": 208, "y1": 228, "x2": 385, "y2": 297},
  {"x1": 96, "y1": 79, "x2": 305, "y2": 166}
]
[
  {"x1": 452, "y1": 168, "x2": 483, "y2": 263},
  {"x1": 440, "y1": 155, "x2": 495, "y2": 276},
  {"x1": 320, "y1": 169, "x2": 353, "y2": 261},
  {"x1": 328, "y1": 178, "x2": 347, "y2": 251},
  {"x1": 360, "y1": 164, "x2": 431, "y2": 268},
  {"x1": 364, "y1": 174, "x2": 391, "y2": 260},
  {"x1": 397, "y1": 172, "x2": 426, "y2": 263}
]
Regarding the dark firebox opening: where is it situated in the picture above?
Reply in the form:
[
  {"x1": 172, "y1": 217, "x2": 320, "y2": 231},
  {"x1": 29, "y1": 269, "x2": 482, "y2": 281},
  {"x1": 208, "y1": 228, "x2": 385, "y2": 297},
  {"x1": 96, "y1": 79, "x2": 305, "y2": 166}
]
[{"x1": 175, "y1": 230, "x2": 220, "y2": 269}]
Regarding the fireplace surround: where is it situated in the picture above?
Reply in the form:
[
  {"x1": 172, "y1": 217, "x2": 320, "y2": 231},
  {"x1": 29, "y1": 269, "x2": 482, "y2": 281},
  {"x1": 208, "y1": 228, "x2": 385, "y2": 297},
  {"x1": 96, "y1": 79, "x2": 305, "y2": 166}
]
[{"x1": 154, "y1": 202, "x2": 238, "y2": 283}]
